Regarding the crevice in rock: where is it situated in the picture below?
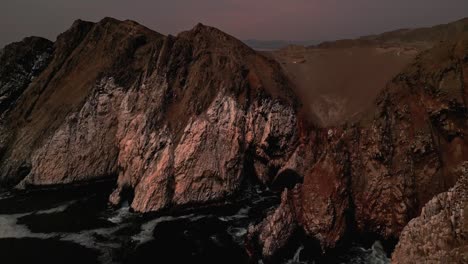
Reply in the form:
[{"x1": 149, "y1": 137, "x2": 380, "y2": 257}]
[
  {"x1": 119, "y1": 185, "x2": 135, "y2": 206},
  {"x1": 241, "y1": 144, "x2": 261, "y2": 187},
  {"x1": 271, "y1": 169, "x2": 303, "y2": 191},
  {"x1": 457, "y1": 59, "x2": 468, "y2": 107},
  {"x1": 16, "y1": 162, "x2": 32, "y2": 183}
]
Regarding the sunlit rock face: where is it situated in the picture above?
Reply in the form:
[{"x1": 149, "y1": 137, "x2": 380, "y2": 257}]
[
  {"x1": 0, "y1": 18, "x2": 299, "y2": 214},
  {"x1": 20, "y1": 77, "x2": 123, "y2": 186},
  {"x1": 1, "y1": 16, "x2": 468, "y2": 262}
]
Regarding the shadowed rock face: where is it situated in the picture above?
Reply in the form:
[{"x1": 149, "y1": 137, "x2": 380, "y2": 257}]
[
  {"x1": 353, "y1": 35, "x2": 468, "y2": 238},
  {"x1": 247, "y1": 33, "x2": 468, "y2": 257},
  {"x1": 0, "y1": 36, "x2": 53, "y2": 115},
  {"x1": 0, "y1": 37, "x2": 53, "y2": 163},
  {"x1": 265, "y1": 35, "x2": 468, "y2": 253},
  {"x1": 1, "y1": 17, "x2": 468, "y2": 262},
  {"x1": 283, "y1": 34, "x2": 468, "y2": 243}
]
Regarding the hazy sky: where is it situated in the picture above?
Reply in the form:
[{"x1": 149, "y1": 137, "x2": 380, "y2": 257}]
[{"x1": 1, "y1": 0, "x2": 468, "y2": 47}]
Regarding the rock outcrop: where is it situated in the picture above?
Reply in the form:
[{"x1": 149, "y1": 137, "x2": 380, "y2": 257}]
[
  {"x1": 247, "y1": 189, "x2": 298, "y2": 259},
  {"x1": 392, "y1": 163, "x2": 468, "y2": 263}
]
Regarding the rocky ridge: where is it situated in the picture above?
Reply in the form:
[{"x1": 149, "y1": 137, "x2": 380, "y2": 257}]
[{"x1": 0, "y1": 18, "x2": 299, "y2": 215}]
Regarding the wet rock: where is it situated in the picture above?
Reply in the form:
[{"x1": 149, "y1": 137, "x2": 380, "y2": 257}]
[{"x1": 247, "y1": 189, "x2": 297, "y2": 259}]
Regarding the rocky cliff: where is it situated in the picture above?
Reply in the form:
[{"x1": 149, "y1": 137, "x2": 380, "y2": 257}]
[
  {"x1": 250, "y1": 32, "x2": 468, "y2": 257},
  {"x1": 392, "y1": 163, "x2": 468, "y2": 263},
  {"x1": 0, "y1": 18, "x2": 300, "y2": 214},
  {"x1": 1, "y1": 17, "x2": 467, "y2": 262}
]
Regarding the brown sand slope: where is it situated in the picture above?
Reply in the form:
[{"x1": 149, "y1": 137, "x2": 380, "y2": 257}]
[
  {"x1": 272, "y1": 17, "x2": 468, "y2": 127},
  {"x1": 272, "y1": 44, "x2": 419, "y2": 126}
]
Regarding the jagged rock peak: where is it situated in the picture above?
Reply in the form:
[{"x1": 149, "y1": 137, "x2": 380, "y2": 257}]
[
  {"x1": 59, "y1": 17, "x2": 164, "y2": 46},
  {"x1": 178, "y1": 22, "x2": 253, "y2": 53}
]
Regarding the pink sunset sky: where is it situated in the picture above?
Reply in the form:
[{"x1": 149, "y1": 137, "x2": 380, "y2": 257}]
[{"x1": 1, "y1": 0, "x2": 468, "y2": 47}]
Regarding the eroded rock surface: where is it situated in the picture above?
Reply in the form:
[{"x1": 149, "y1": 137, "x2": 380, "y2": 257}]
[
  {"x1": 392, "y1": 163, "x2": 468, "y2": 264},
  {"x1": 0, "y1": 18, "x2": 299, "y2": 214},
  {"x1": 247, "y1": 189, "x2": 298, "y2": 259}
]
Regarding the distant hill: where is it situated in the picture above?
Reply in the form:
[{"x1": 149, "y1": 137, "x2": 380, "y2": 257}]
[
  {"x1": 363, "y1": 17, "x2": 468, "y2": 43},
  {"x1": 242, "y1": 39, "x2": 319, "y2": 50},
  {"x1": 316, "y1": 17, "x2": 468, "y2": 48}
]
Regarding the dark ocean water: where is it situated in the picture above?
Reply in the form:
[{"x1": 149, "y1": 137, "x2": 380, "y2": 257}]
[{"x1": 0, "y1": 184, "x2": 390, "y2": 264}]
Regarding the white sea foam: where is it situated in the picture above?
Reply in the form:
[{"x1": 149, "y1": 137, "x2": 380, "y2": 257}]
[
  {"x1": 0, "y1": 213, "x2": 51, "y2": 239},
  {"x1": 107, "y1": 205, "x2": 131, "y2": 224},
  {"x1": 218, "y1": 206, "x2": 250, "y2": 222},
  {"x1": 284, "y1": 245, "x2": 309, "y2": 264},
  {"x1": 37, "y1": 200, "x2": 77, "y2": 214},
  {"x1": 0, "y1": 200, "x2": 120, "y2": 262},
  {"x1": 339, "y1": 241, "x2": 390, "y2": 264},
  {"x1": 0, "y1": 201, "x2": 77, "y2": 239}
]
